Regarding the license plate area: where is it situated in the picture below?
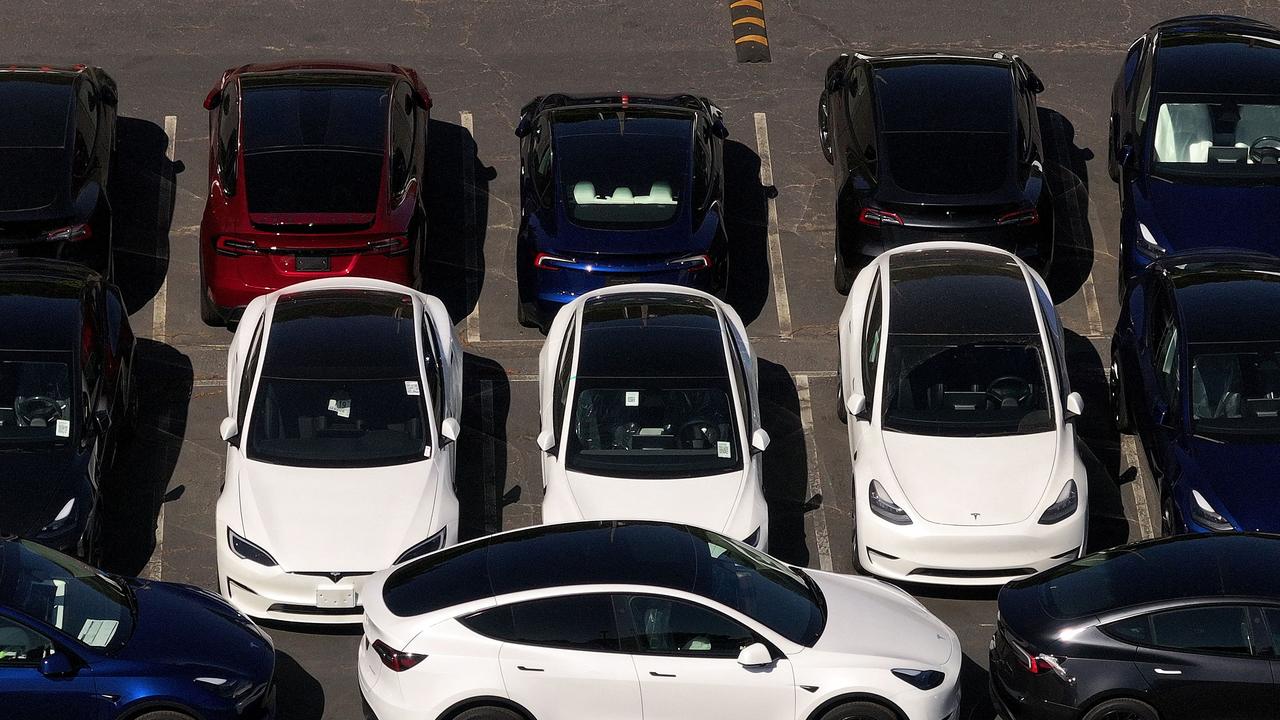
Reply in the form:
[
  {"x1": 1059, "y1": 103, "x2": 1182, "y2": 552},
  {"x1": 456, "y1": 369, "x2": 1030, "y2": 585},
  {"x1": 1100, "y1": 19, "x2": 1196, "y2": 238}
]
[
  {"x1": 295, "y1": 255, "x2": 331, "y2": 272},
  {"x1": 316, "y1": 586, "x2": 355, "y2": 608},
  {"x1": 603, "y1": 273, "x2": 643, "y2": 286}
]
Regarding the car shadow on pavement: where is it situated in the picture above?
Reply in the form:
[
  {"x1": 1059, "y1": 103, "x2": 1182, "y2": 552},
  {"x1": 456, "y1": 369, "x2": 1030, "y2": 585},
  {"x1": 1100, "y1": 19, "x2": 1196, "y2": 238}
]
[
  {"x1": 457, "y1": 352, "x2": 513, "y2": 540},
  {"x1": 112, "y1": 117, "x2": 180, "y2": 313},
  {"x1": 1064, "y1": 330, "x2": 1129, "y2": 552},
  {"x1": 274, "y1": 650, "x2": 326, "y2": 720},
  {"x1": 424, "y1": 118, "x2": 495, "y2": 324},
  {"x1": 1039, "y1": 107, "x2": 1097, "y2": 304},
  {"x1": 758, "y1": 358, "x2": 811, "y2": 567},
  {"x1": 723, "y1": 139, "x2": 771, "y2": 327},
  {"x1": 100, "y1": 340, "x2": 192, "y2": 576}
]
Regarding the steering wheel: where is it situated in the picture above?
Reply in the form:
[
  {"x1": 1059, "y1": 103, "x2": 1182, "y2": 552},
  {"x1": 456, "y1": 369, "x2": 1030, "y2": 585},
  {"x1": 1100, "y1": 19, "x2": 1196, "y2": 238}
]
[
  {"x1": 15, "y1": 396, "x2": 62, "y2": 426},
  {"x1": 1249, "y1": 136, "x2": 1280, "y2": 164},
  {"x1": 985, "y1": 376, "x2": 1032, "y2": 410},
  {"x1": 677, "y1": 419, "x2": 718, "y2": 447}
]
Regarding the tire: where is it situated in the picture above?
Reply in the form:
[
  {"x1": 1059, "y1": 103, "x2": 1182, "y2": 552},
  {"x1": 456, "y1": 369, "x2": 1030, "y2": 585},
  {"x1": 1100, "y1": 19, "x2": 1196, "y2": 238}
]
[
  {"x1": 452, "y1": 707, "x2": 523, "y2": 720},
  {"x1": 1082, "y1": 697, "x2": 1159, "y2": 720},
  {"x1": 132, "y1": 712, "x2": 196, "y2": 720},
  {"x1": 816, "y1": 699, "x2": 898, "y2": 720},
  {"x1": 834, "y1": 249, "x2": 853, "y2": 295},
  {"x1": 836, "y1": 368, "x2": 848, "y2": 424},
  {"x1": 516, "y1": 302, "x2": 540, "y2": 330},
  {"x1": 1111, "y1": 354, "x2": 1133, "y2": 434},
  {"x1": 200, "y1": 285, "x2": 222, "y2": 327},
  {"x1": 1161, "y1": 493, "x2": 1179, "y2": 537},
  {"x1": 818, "y1": 95, "x2": 834, "y2": 165}
]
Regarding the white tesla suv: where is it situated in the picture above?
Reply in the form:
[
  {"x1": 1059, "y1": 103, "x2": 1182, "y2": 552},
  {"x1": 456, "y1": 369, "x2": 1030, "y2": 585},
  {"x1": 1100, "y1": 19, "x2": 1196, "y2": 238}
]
[
  {"x1": 358, "y1": 520, "x2": 962, "y2": 720},
  {"x1": 536, "y1": 284, "x2": 771, "y2": 549},
  {"x1": 838, "y1": 242, "x2": 1087, "y2": 585},
  {"x1": 215, "y1": 277, "x2": 463, "y2": 623}
]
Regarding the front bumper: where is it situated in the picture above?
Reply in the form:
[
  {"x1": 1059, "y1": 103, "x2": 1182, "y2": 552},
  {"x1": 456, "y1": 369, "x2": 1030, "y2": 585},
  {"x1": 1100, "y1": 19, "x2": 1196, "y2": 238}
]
[{"x1": 218, "y1": 537, "x2": 379, "y2": 625}]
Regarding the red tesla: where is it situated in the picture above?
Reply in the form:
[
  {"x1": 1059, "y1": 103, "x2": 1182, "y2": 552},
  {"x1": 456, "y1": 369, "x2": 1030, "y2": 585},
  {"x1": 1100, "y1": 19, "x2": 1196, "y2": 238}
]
[{"x1": 199, "y1": 61, "x2": 431, "y2": 325}]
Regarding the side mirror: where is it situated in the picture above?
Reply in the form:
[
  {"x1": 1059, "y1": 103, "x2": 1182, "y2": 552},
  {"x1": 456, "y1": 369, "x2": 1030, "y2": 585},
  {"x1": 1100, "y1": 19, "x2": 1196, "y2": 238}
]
[
  {"x1": 40, "y1": 651, "x2": 76, "y2": 678},
  {"x1": 1027, "y1": 74, "x2": 1045, "y2": 95},
  {"x1": 736, "y1": 642, "x2": 773, "y2": 668},
  {"x1": 537, "y1": 428, "x2": 558, "y2": 455},
  {"x1": 514, "y1": 116, "x2": 533, "y2": 139},
  {"x1": 99, "y1": 85, "x2": 118, "y2": 106},
  {"x1": 750, "y1": 428, "x2": 771, "y2": 454},
  {"x1": 219, "y1": 417, "x2": 239, "y2": 444},
  {"x1": 1065, "y1": 392, "x2": 1084, "y2": 419},
  {"x1": 440, "y1": 417, "x2": 461, "y2": 446},
  {"x1": 202, "y1": 85, "x2": 222, "y2": 111},
  {"x1": 824, "y1": 53, "x2": 849, "y2": 92},
  {"x1": 92, "y1": 410, "x2": 111, "y2": 437},
  {"x1": 711, "y1": 118, "x2": 730, "y2": 139},
  {"x1": 846, "y1": 392, "x2": 868, "y2": 421}
]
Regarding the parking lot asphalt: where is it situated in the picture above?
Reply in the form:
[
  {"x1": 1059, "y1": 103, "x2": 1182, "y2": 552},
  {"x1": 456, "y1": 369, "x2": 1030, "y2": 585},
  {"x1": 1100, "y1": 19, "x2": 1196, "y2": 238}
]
[{"x1": 13, "y1": 2, "x2": 1280, "y2": 718}]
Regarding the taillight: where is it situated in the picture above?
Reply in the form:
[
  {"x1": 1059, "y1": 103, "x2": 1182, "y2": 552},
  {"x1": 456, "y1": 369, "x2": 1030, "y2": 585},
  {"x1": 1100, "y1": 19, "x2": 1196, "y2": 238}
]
[
  {"x1": 669, "y1": 253, "x2": 712, "y2": 270},
  {"x1": 43, "y1": 224, "x2": 93, "y2": 243},
  {"x1": 857, "y1": 208, "x2": 904, "y2": 227},
  {"x1": 1026, "y1": 655, "x2": 1052, "y2": 674},
  {"x1": 215, "y1": 236, "x2": 260, "y2": 256},
  {"x1": 997, "y1": 208, "x2": 1040, "y2": 226},
  {"x1": 370, "y1": 639, "x2": 426, "y2": 672},
  {"x1": 534, "y1": 252, "x2": 574, "y2": 270},
  {"x1": 1007, "y1": 635, "x2": 1052, "y2": 675}
]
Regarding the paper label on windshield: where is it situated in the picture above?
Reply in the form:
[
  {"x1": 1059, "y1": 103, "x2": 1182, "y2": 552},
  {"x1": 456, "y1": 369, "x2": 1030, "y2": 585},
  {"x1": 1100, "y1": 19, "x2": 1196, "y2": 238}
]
[
  {"x1": 625, "y1": 391, "x2": 639, "y2": 407},
  {"x1": 54, "y1": 419, "x2": 70, "y2": 437},
  {"x1": 77, "y1": 619, "x2": 119, "y2": 647},
  {"x1": 327, "y1": 398, "x2": 352, "y2": 419},
  {"x1": 717, "y1": 441, "x2": 732, "y2": 458},
  {"x1": 405, "y1": 381, "x2": 421, "y2": 396}
]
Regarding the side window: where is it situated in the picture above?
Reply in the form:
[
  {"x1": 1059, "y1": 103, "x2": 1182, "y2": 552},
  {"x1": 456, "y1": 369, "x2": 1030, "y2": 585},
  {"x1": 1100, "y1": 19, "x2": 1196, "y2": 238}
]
[
  {"x1": 618, "y1": 594, "x2": 756, "y2": 659},
  {"x1": 1262, "y1": 608, "x2": 1280, "y2": 653},
  {"x1": 1015, "y1": 86, "x2": 1033, "y2": 163},
  {"x1": 237, "y1": 318, "x2": 265, "y2": 422},
  {"x1": 389, "y1": 83, "x2": 415, "y2": 195},
  {"x1": 80, "y1": 293, "x2": 102, "y2": 389},
  {"x1": 1154, "y1": 319, "x2": 1179, "y2": 405},
  {"x1": 73, "y1": 81, "x2": 98, "y2": 180},
  {"x1": 461, "y1": 594, "x2": 620, "y2": 653},
  {"x1": 1102, "y1": 614, "x2": 1153, "y2": 644},
  {"x1": 0, "y1": 616, "x2": 53, "y2": 664},
  {"x1": 848, "y1": 67, "x2": 878, "y2": 177},
  {"x1": 552, "y1": 321, "x2": 577, "y2": 440},
  {"x1": 692, "y1": 130, "x2": 711, "y2": 210},
  {"x1": 725, "y1": 324, "x2": 752, "y2": 424},
  {"x1": 1122, "y1": 37, "x2": 1145, "y2": 93},
  {"x1": 532, "y1": 117, "x2": 554, "y2": 202},
  {"x1": 1134, "y1": 44, "x2": 1156, "y2": 136},
  {"x1": 422, "y1": 317, "x2": 445, "y2": 431},
  {"x1": 218, "y1": 82, "x2": 240, "y2": 196},
  {"x1": 1035, "y1": 282, "x2": 1069, "y2": 398},
  {"x1": 861, "y1": 273, "x2": 882, "y2": 405},
  {"x1": 1149, "y1": 606, "x2": 1254, "y2": 656}
]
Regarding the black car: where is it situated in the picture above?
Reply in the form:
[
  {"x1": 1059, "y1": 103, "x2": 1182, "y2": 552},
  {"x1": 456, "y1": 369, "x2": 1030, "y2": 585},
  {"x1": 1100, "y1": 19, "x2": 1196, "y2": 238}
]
[
  {"x1": 819, "y1": 52, "x2": 1053, "y2": 292},
  {"x1": 0, "y1": 260, "x2": 135, "y2": 564},
  {"x1": 991, "y1": 533, "x2": 1280, "y2": 720},
  {"x1": 0, "y1": 66, "x2": 118, "y2": 276},
  {"x1": 514, "y1": 93, "x2": 729, "y2": 330}
]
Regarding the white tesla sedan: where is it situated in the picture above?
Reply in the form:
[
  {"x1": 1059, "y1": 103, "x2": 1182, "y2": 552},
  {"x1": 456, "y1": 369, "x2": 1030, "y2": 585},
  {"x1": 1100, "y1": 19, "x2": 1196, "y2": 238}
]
[
  {"x1": 838, "y1": 242, "x2": 1087, "y2": 585},
  {"x1": 215, "y1": 277, "x2": 462, "y2": 623},
  {"x1": 358, "y1": 520, "x2": 962, "y2": 720},
  {"x1": 536, "y1": 284, "x2": 771, "y2": 549}
]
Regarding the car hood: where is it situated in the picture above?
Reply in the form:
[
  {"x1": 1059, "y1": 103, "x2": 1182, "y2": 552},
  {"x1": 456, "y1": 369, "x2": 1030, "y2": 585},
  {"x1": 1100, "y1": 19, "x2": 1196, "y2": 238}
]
[
  {"x1": 236, "y1": 457, "x2": 442, "y2": 572},
  {"x1": 563, "y1": 468, "x2": 744, "y2": 533},
  {"x1": 882, "y1": 430, "x2": 1058, "y2": 525},
  {"x1": 1184, "y1": 436, "x2": 1280, "y2": 532},
  {"x1": 807, "y1": 570, "x2": 955, "y2": 667},
  {"x1": 1139, "y1": 178, "x2": 1280, "y2": 254},
  {"x1": 0, "y1": 447, "x2": 87, "y2": 536},
  {"x1": 0, "y1": 148, "x2": 70, "y2": 215},
  {"x1": 116, "y1": 579, "x2": 274, "y2": 679}
]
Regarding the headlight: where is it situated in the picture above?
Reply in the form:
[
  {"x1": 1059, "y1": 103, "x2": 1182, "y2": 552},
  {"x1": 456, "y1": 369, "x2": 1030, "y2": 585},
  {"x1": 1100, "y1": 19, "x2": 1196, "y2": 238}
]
[
  {"x1": 394, "y1": 527, "x2": 449, "y2": 565},
  {"x1": 892, "y1": 668, "x2": 946, "y2": 690},
  {"x1": 39, "y1": 498, "x2": 77, "y2": 535},
  {"x1": 869, "y1": 479, "x2": 912, "y2": 525},
  {"x1": 1136, "y1": 222, "x2": 1166, "y2": 258},
  {"x1": 195, "y1": 676, "x2": 260, "y2": 711},
  {"x1": 227, "y1": 529, "x2": 278, "y2": 567},
  {"x1": 1038, "y1": 479, "x2": 1078, "y2": 525},
  {"x1": 1190, "y1": 490, "x2": 1234, "y2": 532}
]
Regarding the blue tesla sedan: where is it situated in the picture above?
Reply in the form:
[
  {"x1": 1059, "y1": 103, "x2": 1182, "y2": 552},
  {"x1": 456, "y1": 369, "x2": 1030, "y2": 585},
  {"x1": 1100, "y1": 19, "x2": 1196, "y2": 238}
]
[
  {"x1": 1108, "y1": 15, "x2": 1280, "y2": 293},
  {"x1": 0, "y1": 537, "x2": 275, "y2": 719},
  {"x1": 513, "y1": 93, "x2": 730, "y2": 330},
  {"x1": 1111, "y1": 251, "x2": 1280, "y2": 535}
]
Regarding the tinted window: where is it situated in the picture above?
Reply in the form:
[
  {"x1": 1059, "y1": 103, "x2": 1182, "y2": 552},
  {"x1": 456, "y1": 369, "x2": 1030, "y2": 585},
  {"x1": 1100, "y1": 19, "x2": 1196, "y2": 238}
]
[
  {"x1": 72, "y1": 81, "x2": 97, "y2": 179},
  {"x1": 620, "y1": 594, "x2": 755, "y2": 658},
  {"x1": 0, "y1": 616, "x2": 52, "y2": 664},
  {"x1": 556, "y1": 110, "x2": 691, "y2": 229},
  {"x1": 1102, "y1": 614, "x2": 1152, "y2": 645},
  {"x1": 1263, "y1": 608, "x2": 1280, "y2": 653},
  {"x1": 218, "y1": 82, "x2": 240, "y2": 195},
  {"x1": 531, "y1": 115, "x2": 554, "y2": 202},
  {"x1": 552, "y1": 320, "x2": 576, "y2": 442},
  {"x1": 1150, "y1": 606, "x2": 1253, "y2": 655},
  {"x1": 0, "y1": 354, "x2": 74, "y2": 445},
  {"x1": 847, "y1": 66, "x2": 878, "y2": 176},
  {"x1": 875, "y1": 62, "x2": 1014, "y2": 132},
  {"x1": 0, "y1": 540, "x2": 133, "y2": 652},
  {"x1": 1122, "y1": 37, "x2": 1145, "y2": 93},
  {"x1": 389, "y1": 83, "x2": 415, "y2": 194},
  {"x1": 862, "y1": 273, "x2": 882, "y2": 406},
  {"x1": 463, "y1": 594, "x2": 620, "y2": 652},
  {"x1": 384, "y1": 539, "x2": 491, "y2": 616},
  {"x1": 0, "y1": 79, "x2": 71, "y2": 147},
  {"x1": 1154, "y1": 321, "x2": 1179, "y2": 405},
  {"x1": 422, "y1": 318, "x2": 445, "y2": 432},
  {"x1": 237, "y1": 317, "x2": 265, "y2": 422},
  {"x1": 1189, "y1": 342, "x2": 1280, "y2": 439},
  {"x1": 1134, "y1": 50, "x2": 1155, "y2": 135}
]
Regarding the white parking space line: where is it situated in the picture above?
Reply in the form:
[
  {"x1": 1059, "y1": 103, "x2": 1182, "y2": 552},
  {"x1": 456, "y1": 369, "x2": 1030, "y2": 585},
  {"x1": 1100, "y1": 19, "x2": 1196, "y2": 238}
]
[
  {"x1": 150, "y1": 115, "x2": 177, "y2": 344},
  {"x1": 1122, "y1": 434, "x2": 1155, "y2": 540},
  {"x1": 795, "y1": 375, "x2": 833, "y2": 572},
  {"x1": 1082, "y1": 272, "x2": 1103, "y2": 337},
  {"x1": 754, "y1": 113, "x2": 793, "y2": 340},
  {"x1": 461, "y1": 111, "x2": 481, "y2": 344}
]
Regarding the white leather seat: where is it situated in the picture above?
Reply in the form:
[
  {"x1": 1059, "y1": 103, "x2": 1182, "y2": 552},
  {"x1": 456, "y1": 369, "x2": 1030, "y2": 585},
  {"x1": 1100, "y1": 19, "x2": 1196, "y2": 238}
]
[
  {"x1": 1153, "y1": 103, "x2": 1213, "y2": 163},
  {"x1": 1234, "y1": 105, "x2": 1280, "y2": 150},
  {"x1": 573, "y1": 181, "x2": 598, "y2": 204},
  {"x1": 642, "y1": 181, "x2": 675, "y2": 204},
  {"x1": 608, "y1": 186, "x2": 634, "y2": 203}
]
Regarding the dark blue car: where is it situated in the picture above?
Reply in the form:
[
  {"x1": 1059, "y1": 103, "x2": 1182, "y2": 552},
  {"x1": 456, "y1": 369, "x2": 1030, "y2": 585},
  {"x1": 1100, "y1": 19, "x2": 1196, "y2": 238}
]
[
  {"x1": 0, "y1": 537, "x2": 275, "y2": 719},
  {"x1": 514, "y1": 93, "x2": 729, "y2": 330},
  {"x1": 1111, "y1": 251, "x2": 1280, "y2": 535},
  {"x1": 1109, "y1": 15, "x2": 1280, "y2": 294}
]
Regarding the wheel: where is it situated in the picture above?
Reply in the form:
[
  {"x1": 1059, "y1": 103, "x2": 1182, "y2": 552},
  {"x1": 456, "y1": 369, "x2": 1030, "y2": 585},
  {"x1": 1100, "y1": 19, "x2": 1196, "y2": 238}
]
[
  {"x1": 1110, "y1": 355, "x2": 1132, "y2": 434},
  {"x1": 836, "y1": 368, "x2": 848, "y2": 424},
  {"x1": 1082, "y1": 697, "x2": 1159, "y2": 720},
  {"x1": 816, "y1": 699, "x2": 898, "y2": 720},
  {"x1": 132, "y1": 712, "x2": 197, "y2": 720},
  {"x1": 452, "y1": 707, "x2": 523, "y2": 720},
  {"x1": 833, "y1": 249, "x2": 853, "y2": 295},
  {"x1": 1161, "y1": 493, "x2": 1179, "y2": 537},
  {"x1": 199, "y1": 284, "x2": 222, "y2": 327},
  {"x1": 516, "y1": 302, "x2": 540, "y2": 329},
  {"x1": 818, "y1": 95, "x2": 834, "y2": 165}
]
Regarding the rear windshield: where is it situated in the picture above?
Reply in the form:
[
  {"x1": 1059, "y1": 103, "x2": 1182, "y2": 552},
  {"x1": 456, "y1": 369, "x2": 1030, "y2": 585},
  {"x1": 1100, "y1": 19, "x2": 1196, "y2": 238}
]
[
  {"x1": 0, "y1": 355, "x2": 74, "y2": 445},
  {"x1": 556, "y1": 110, "x2": 691, "y2": 229},
  {"x1": 1151, "y1": 95, "x2": 1280, "y2": 182},
  {"x1": 1190, "y1": 341, "x2": 1280, "y2": 439},
  {"x1": 242, "y1": 81, "x2": 389, "y2": 214},
  {"x1": 0, "y1": 79, "x2": 71, "y2": 147}
]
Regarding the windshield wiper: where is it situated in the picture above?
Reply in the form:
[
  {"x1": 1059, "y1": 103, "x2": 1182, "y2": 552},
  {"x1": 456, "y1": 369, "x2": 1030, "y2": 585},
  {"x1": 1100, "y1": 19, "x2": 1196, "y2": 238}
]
[{"x1": 796, "y1": 567, "x2": 827, "y2": 620}]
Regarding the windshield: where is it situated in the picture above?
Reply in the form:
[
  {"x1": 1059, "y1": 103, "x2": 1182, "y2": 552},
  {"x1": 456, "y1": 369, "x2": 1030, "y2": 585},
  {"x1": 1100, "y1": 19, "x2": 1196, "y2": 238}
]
[
  {"x1": 0, "y1": 356, "x2": 74, "y2": 444},
  {"x1": 565, "y1": 378, "x2": 742, "y2": 478},
  {"x1": 882, "y1": 334, "x2": 1053, "y2": 436},
  {"x1": 246, "y1": 377, "x2": 427, "y2": 467},
  {"x1": 0, "y1": 540, "x2": 133, "y2": 652},
  {"x1": 556, "y1": 110, "x2": 691, "y2": 229},
  {"x1": 1190, "y1": 341, "x2": 1280, "y2": 439},
  {"x1": 1151, "y1": 95, "x2": 1280, "y2": 182}
]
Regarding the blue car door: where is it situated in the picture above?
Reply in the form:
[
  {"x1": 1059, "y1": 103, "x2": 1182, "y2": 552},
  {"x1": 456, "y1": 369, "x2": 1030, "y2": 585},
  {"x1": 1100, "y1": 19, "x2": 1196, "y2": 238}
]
[
  {"x1": 1134, "y1": 280, "x2": 1182, "y2": 483},
  {"x1": 0, "y1": 615, "x2": 103, "y2": 720}
]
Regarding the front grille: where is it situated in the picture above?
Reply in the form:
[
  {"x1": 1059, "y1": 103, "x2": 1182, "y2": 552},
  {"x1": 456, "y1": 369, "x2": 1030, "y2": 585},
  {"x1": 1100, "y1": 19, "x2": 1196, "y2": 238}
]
[{"x1": 909, "y1": 567, "x2": 1036, "y2": 579}]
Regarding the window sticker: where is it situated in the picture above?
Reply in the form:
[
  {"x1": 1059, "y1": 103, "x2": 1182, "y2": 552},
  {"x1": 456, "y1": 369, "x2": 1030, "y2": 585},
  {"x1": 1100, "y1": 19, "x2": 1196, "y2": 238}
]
[
  {"x1": 327, "y1": 398, "x2": 352, "y2": 419},
  {"x1": 405, "y1": 380, "x2": 421, "y2": 396},
  {"x1": 55, "y1": 419, "x2": 71, "y2": 438},
  {"x1": 717, "y1": 441, "x2": 732, "y2": 458},
  {"x1": 77, "y1": 619, "x2": 120, "y2": 648},
  {"x1": 625, "y1": 391, "x2": 640, "y2": 407}
]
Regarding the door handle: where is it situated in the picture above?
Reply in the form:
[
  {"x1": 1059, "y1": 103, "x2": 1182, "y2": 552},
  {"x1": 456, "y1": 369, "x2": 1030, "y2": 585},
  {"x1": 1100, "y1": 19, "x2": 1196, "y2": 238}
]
[
  {"x1": 517, "y1": 665, "x2": 544, "y2": 672},
  {"x1": 1153, "y1": 668, "x2": 1182, "y2": 675},
  {"x1": 649, "y1": 671, "x2": 677, "y2": 678}
]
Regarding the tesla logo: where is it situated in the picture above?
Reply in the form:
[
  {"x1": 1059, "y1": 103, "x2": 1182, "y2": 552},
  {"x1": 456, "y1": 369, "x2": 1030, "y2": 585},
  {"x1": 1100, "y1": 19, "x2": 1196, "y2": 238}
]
[
  {"x1": 971, "y1": 512, "x2": 981, "y2": 521},
  {"x1": 327, "y1": 572, "x2": 345, "y2": 582}
]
